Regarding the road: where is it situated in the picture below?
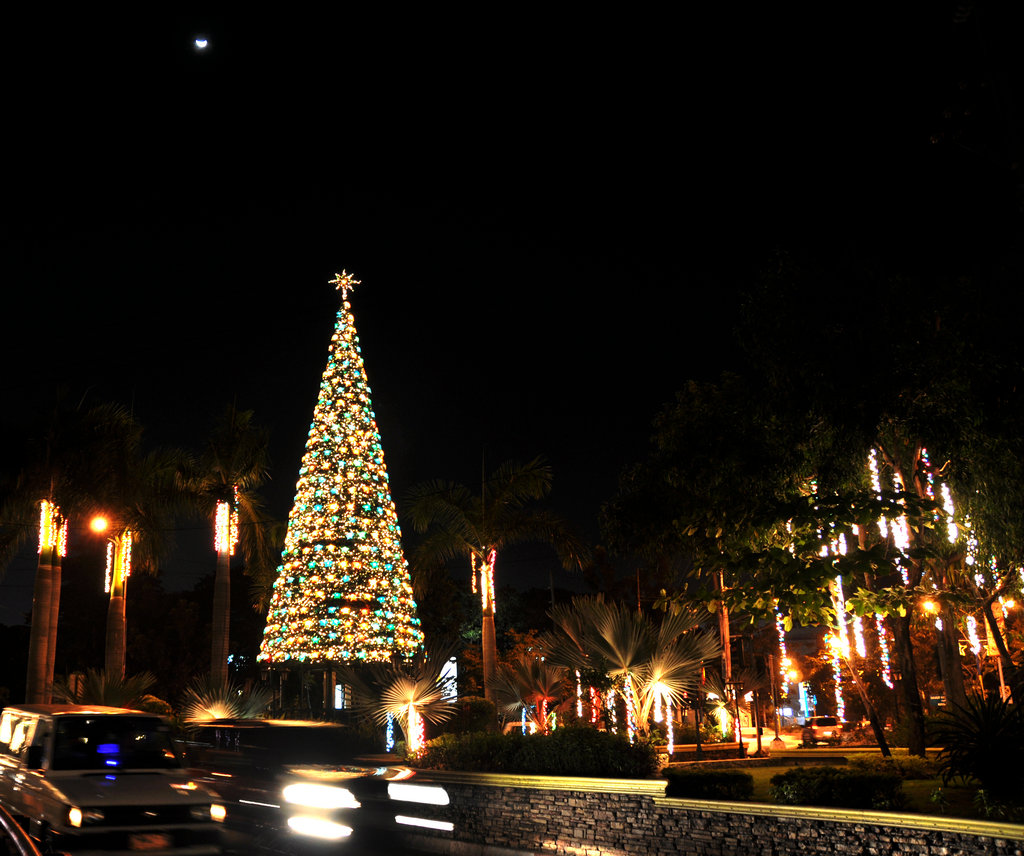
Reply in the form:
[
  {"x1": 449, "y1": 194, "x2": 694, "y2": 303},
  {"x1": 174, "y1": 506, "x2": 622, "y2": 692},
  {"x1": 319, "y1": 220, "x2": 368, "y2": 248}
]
[{"x1": 223, "y1": 825, "x2": 441, "y2": 856}]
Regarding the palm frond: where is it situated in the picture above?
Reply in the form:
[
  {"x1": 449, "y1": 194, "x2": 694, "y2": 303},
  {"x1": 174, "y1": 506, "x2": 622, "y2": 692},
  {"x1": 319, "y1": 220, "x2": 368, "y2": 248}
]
[
  {"x1": 53, "y1": 669, "x2": 156, "y2": 708},
  {"x1": 181, "y1": 675, "x2": 272, "y2": 722}
]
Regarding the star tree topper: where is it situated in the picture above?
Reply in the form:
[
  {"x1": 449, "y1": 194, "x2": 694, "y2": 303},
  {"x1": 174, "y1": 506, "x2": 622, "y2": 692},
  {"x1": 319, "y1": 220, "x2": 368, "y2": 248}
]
[{"x1": 330, "y1": 270, "x2": 361, "y2": 300}]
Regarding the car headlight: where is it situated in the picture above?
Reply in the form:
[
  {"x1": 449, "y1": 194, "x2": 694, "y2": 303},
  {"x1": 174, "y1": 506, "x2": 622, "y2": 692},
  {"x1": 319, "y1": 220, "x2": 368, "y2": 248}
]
[
  {"x1": 68, "y1": 807, "x2": 104, "y2": 827},
  {"x1": 282, "y1": 783, "x2": 360, "y2": 810},
  {"x1": 190, "y1": 804, "x2": 226, "y2": 822}
]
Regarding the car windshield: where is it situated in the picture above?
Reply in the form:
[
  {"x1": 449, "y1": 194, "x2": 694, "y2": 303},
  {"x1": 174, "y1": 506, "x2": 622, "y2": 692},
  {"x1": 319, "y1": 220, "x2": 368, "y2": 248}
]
[{"x1": 52, "y1": 716, "x2": 182, "y2": 771}]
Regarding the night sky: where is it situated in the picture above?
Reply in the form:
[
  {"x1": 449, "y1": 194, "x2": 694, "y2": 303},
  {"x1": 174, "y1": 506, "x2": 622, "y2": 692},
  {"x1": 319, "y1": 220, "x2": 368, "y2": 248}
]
[{"x1": 2, "y1": 8, "x2": 1020, "y2": 616}]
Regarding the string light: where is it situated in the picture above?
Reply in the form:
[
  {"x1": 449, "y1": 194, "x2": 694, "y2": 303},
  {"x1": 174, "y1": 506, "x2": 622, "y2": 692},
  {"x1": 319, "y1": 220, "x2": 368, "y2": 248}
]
[
  {"x1": 876, "y1": 615, "x2": 893, "y2": 688},
  {"x1": 259, "y1": 278, "x2": 424, "y2": 665},
  {"x1": 623, "y1": 674, "x2": 637, "y2": 744},
  {"x1": 965, "y1": 616, "x2": 982, "y2": 656},
  {"x1": 775, "y1": 609, "x2": 790, "y2": 695},
  {"x1": 824, "y1": 632, "x2": 845, "y2": 721},
  {"x1": 471, "y1": 549, "x2": 497, "y2": 614},
  {"x1": 214, "y1": 492, "x2": 239, "y2": 556},
  {"x1": 104, "y1": 530, "x2": 133, "y2": 594},
  {"x1": 38, "y1": 500, "x2": 66, "y2": 556}
]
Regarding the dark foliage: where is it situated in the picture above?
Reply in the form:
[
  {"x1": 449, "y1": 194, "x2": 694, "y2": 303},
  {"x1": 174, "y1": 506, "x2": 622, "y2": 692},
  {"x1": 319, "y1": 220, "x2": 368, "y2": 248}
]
[
  {"x1": 415, "y1": 727, "x2": 659, "y2": 778},
  {"x1": 769, "y1": 766, "x2": 905, "y2": 810},
  {"x1": 437, "y1": 696, "x2": 498, "y2": 736},
  {"x1": 663, "y1": 767, "x2": 754, "y2": 800},
  {"x1": 929, "y1": 693, "x2": 1024, "y2": 804}
]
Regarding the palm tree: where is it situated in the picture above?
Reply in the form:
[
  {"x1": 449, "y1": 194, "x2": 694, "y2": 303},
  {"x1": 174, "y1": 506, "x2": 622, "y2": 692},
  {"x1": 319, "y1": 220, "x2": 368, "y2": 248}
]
[
  {"x1": 404, "y1": 457, "x2": 590, "y2": 704},
  {"x1": 543, "y1": 595, "x2": 720, "y2": 741},
  {"x1": 0, "y1": 399, "x2": 163, "y2": 700},
  {"x1": 181, "y1": 404, "x2": 274, "y2": 686},
  {"x1": 82, "y1": 418, "x2": 188, "y2": 679}
]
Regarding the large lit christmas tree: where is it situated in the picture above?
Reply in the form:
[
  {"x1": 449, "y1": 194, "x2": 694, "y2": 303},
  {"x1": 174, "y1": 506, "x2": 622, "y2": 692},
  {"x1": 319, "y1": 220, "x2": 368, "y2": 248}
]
[{"x1": 259, "y1": 272, "x2": 424, "y2": 665}]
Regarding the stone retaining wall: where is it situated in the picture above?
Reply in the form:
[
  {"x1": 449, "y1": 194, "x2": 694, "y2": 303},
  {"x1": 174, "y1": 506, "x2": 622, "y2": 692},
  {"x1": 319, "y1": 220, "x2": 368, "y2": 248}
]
[{"x1": 404, "y1": 771, "x2": 1024, "y2": 856}]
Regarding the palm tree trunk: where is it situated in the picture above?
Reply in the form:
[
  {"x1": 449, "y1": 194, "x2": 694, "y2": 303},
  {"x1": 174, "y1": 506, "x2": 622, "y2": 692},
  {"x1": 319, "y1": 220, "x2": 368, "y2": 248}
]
[
  {"x1": 105, "y1": 591, "x2": 126, "y2": 679},
  {"x1": 482, "y1": 606, "x2": 497, "y2": 704},
  {"x1": 211, "y1": 546, "x2": 231, "y2": 685},
  {"x1": 44, "y1": 557, "x2": 63, "y2": 703},
  {"x1": 25, "y1": 548, "x2": 55, "y2": 703}
]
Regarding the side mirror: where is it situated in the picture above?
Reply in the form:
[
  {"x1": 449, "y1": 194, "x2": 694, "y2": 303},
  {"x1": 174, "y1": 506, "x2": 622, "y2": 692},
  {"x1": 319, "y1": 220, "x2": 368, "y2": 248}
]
[{"x1": 24, "y1": 746, "x2": 44, "y2": 770}]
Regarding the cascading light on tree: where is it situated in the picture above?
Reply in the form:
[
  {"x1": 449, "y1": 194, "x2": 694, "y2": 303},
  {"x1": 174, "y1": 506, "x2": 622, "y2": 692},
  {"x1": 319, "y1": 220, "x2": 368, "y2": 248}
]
[{"x1": 259, "y1": 272, "x2": 424, "y2": 665}]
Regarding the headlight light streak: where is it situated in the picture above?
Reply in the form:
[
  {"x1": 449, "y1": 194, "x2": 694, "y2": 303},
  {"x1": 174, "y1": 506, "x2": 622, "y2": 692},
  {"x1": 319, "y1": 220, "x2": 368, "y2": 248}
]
[
  {"x1": 395, "y1": 815, "x2": 454, "y2": 832},
  {"x1": 388, "y1": 783, "x2": 450, "y2": 805},
  {"x1": 287, "y1": 815, "x2": 353, "y2": 840},
  {"x1": 282, "y1": 783, "x2": 359, "y2": 810}
]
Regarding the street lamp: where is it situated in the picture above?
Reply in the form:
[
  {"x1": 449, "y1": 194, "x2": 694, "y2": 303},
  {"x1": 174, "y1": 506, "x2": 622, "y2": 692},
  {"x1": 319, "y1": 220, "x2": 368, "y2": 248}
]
[{"x1": 91, "y1": 516, "x2": 132, "y2": 679}]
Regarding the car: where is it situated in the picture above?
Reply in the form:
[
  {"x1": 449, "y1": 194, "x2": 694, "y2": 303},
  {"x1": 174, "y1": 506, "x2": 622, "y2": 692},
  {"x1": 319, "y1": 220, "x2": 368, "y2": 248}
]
[
  {"x1": 0, "y1": 802, "x2": 41, "y2": 856},
  {"x1": 801, "y1": 715, "x2": 843, "y2": 744},
  {"x1": 180, "y1": 719, "x2": 453, "y2": 850},
  {"x1": 0, "y1": 704, "x2": 224, "y2": 855}
]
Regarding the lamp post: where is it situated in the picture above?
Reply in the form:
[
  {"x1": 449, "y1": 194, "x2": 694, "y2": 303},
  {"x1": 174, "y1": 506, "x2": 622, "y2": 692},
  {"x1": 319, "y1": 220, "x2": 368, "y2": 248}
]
[{"x1": 91, "y1": 516, "x2": 132, "y2": 679}]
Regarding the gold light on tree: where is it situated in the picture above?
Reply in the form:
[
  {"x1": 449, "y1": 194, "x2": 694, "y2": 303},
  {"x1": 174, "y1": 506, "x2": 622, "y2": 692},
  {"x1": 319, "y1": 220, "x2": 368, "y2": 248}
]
[
  {"x1": 215, "y1": 493, "x2": 239, "y2": 556},
  {"x1": 259, "y1": 272, "x2": 424, "y2": 665}
]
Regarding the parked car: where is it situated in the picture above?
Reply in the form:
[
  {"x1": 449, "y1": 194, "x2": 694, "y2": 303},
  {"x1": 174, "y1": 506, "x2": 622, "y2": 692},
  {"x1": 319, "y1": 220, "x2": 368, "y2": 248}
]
[
  {"x1": 180, "y1": 719, "x2": 453, "y2": 849},
  {"x1": 801, "y1": 715, "x2": 843, "y2": 744},
  {"x1": 0, "y1": 704, "x2": 224, "y2": 855}
]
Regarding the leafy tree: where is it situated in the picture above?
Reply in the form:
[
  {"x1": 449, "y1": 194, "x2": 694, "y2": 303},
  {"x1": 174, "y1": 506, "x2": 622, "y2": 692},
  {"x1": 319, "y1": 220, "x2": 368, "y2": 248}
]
[
  {"x1": 604, "y1": 262, "x2": 1024, "y2": 757},
  {"x1": 404, "y1": 457, "x2": 589, "y2": 704}
]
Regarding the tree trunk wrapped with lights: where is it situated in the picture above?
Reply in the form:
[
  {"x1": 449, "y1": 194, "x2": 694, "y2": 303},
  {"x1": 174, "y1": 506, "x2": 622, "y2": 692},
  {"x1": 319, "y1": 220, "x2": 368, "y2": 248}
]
[{"x1": 259, "y1": 273, "x2": 424, "y2": 665}]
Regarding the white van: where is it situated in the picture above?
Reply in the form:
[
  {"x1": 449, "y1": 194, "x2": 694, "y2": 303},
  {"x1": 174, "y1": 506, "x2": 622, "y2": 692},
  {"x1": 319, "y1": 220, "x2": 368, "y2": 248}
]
[{"x1": 0, "y1": 704, "x2": 224, "y2": 855}]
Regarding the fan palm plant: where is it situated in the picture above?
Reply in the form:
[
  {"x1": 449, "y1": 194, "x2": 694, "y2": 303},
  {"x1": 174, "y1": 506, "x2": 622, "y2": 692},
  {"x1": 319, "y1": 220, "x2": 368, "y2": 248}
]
[
  {"x1": 488, "y1": 653, "x2": 569, "y2": 733},
  {"x1": 181, "y1": 674, "x2": 273, "y2": 722},
  {"x1": 53, "y1": 668, "x2": 157, "y2": 708},
  {"x1": 404, "y1": 457, "x2": 589, "y2": 703},
  {"x1": 543, "y1": 595, "x2": 720, "y2": 740},
  {"x1": 337, "y1": 643, "x2": 459, "y2": 754}
]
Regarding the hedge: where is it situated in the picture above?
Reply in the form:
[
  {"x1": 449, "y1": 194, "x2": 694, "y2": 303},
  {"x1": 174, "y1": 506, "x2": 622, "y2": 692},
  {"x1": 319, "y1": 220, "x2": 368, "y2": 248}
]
[
  {"x1": 770, "y1": 765, "x2": 905, "y2": 810},
  {"x1": 414, "y1": 726, "x2": 659, "y2": 778}
]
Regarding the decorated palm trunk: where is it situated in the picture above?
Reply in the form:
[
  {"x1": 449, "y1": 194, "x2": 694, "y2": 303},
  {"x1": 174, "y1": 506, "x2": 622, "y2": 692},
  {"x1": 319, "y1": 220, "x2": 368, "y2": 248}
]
[{"x1": 259, "y1": 273, "x2": 423, "y2": 667}]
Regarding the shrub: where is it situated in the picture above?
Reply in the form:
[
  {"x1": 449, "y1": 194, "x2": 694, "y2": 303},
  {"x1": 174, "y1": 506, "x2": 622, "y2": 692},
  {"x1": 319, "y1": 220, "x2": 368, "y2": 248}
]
[
  {"x1": 929, "y1": 693, "x2": 1024, "y2": 805},
  {"x1": 438, "y1": 696, "x2": 498, "y2": 736},
  {"x1": 663, "y1": 767, "x2": 754, "y2": 800},
  {"x1": 848, "y1": 754, "x2": 937, "y2": 780},
  {"x1": 770, "y1": 766, "x2": 905, "y2": 810},
  {"x1": 135, "y1": 694, "x2": 175, "y2": 718},
  {"x1": 415, "y1": 726, "x2": 659, "y2": 778}
]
